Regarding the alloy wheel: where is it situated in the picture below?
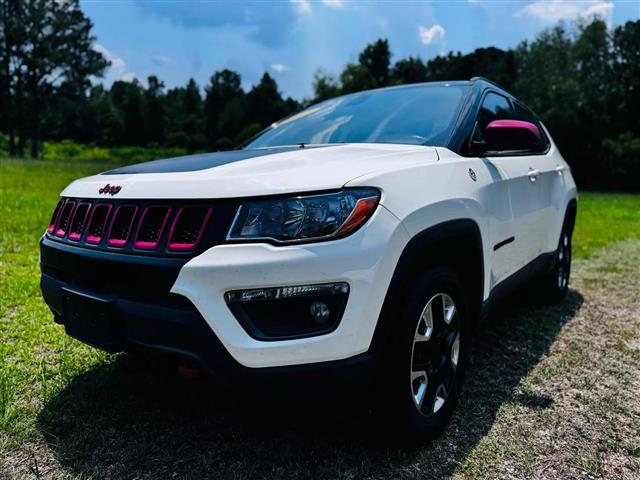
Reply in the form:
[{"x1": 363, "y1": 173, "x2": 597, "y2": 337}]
[
  {"x1": 409, "y1": 293, "x2": 460, "y2": 416},
  {"x1": 557, "y1": 232, "x2": 571, "y2": 289}
]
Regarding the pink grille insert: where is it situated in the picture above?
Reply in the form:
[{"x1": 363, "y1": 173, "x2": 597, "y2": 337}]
[
  {"x1": 55, "y1": 201, "x2": 76, "y2": 237},
  {"x1": 134, "y1": 206, "x2": 171, "y2": 250},
  {"x1": 107, "y1": 205, "x2": 138, "y2": 247},
  {"x1": 48, "y1": 200, "x2": 64, "y2": 234},
  {"x1": 167, "y1": 207, "x2": 212, "y2": 251},
  {"x1": 86, "y1": 204, "x2": 112, "y2": 244},
  {"x1": 68, "y1": 203, "x2": 92, "y2": 241}
]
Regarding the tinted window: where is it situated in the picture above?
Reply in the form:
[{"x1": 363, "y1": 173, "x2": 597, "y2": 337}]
[
  {"x1": 514, "y1": 102, "x2": 537, "y2": 124},
  {"x1": 514, "y1": 102, "x2": 549, "y2": 152},
  {"x1": 246, "y1": 85, "x2": 467, "y2": 148},
  {"x1": 477, "y1": 92, "x2": 514, "y2": 131}
]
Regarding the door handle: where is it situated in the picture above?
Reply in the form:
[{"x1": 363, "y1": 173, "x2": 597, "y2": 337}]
[
  {"x1": 527, "y1": 168, "x2": 540, "y2": 182},
  {"x1": 555, "y1": 165, "x2": 567, "y2": 175}
]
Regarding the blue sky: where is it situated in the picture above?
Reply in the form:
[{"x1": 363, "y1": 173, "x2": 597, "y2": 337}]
[{"x1": 82, "y1": 1, "x2": 639, "y2": 99}]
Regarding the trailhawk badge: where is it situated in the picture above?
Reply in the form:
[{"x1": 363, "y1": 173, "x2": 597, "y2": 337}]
[{"x1": 98, "y1": 184, "x2": 122, "y2": 195}]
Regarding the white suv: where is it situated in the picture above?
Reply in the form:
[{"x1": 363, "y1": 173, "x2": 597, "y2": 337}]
[{"x1": 40, "y1": 78, "x2": 577, "y2": 438}]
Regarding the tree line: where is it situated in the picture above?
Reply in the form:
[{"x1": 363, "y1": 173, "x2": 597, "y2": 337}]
[{"x1": 1, "y1": 0, "x2": 638, "y2": 189}]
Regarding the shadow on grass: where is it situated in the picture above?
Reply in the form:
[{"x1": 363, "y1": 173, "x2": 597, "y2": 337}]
[{"x1": 37, "y1": 290, "x2": 583, "y2": 479}]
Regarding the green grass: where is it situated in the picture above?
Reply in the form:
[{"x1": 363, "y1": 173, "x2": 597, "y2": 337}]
[
  {"x1": 573, "y1": 192, "x2": 640, "y2": 258},
  {"x1": 1, "y1": 156, "x2": 639, "y2": 479}
]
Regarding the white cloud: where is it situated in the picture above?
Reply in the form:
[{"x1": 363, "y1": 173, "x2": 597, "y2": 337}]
[
  {"x1": 290, "y1": 0, "x2": 312, "y2": 15},
  {"x1": 94, "y1": 43, "x2": 126, "y2": 74},
  {"x1": 270, "y1": 63, "x2": 289, "y2": 73},
  {"x1": 418, "y1": 24, "x2": 445, "y2": 45},
  {"x1": 323, "y1": 0, "x2": 344, "y2": 8},
  {"x1": 110, "y1": 57, "x2": 126, "y2": 73},
  {"x1": 583, "y1": 1, "x2": 614, "y2": 20},
  {"x1": 93, "y1": 43, "x2": 138, "y2": 82},
  {"x1": 516, "y1": 1, "x2": 614, "y2": 25}
]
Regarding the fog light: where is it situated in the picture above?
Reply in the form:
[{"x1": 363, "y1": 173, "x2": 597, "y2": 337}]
[
  {"x1": 224, "y1": 282, "x2": 349, "y2": 340},
  {"x1": 225, "y1": 282, "x2": 348, "y2": 303},
  {"x1": 310, "y1": 301, "x2": 330, "y2": 325}
]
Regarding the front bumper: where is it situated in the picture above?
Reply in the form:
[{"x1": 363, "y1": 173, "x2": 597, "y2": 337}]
[
  {"x1": 170, "y1": 205, "x2": 408, "y2": 367},
  {"x1": 40, "y1": 204, "x2": 408, "y2": 372},
  {"x1": 40, "y1": 254, "x2": 375, "y2": 387}
]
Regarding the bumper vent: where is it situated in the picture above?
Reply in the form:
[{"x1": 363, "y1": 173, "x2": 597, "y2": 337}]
[{"x1": 45, "y1": 198, "x2": 232, "y2": 257}]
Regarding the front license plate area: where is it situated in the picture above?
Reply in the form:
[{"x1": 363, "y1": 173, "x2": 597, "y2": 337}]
[{"x1": 62, "y1": 288, "x2": 121, "y2": 351}]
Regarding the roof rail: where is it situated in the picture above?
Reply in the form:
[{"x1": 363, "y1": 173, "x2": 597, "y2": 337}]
[
  {"x1": 469, "y1": 76, "x2": 504, "y2": 89},
  {"x1": 469, "y1": 76, "x2": 519, "y2": 99}
]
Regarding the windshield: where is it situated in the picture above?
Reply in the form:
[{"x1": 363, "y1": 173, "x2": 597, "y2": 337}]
[{"x1": 246, "y1": 84, "x2": 467, "y2": 149}]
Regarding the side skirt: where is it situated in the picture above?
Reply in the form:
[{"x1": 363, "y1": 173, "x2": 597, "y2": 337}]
[{"x1": 480, "y1": 251, "x2": 556, "y2": 320}]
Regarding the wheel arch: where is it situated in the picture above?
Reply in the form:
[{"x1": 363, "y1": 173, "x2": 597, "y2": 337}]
[
  {"x1": 565, "y1": 197, "x2": 578, "y2": 234},
  {"x1": 368, "y1": 218, "x2": 485, "y2": 356}
]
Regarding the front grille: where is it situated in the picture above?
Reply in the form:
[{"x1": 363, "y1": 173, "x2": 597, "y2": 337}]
[
  {"x1": 55, "y1": 201, "x2": 76, "y2": 237},
  {"x1": 68, "y1": 203, "x2": 91, "y2": 241},
  {"x1": 45, "y1": 197, "x2": 238, "y2": 257},
  {"x1": 107, "y1": 205, "x2": 138, "y2": 247},
  {"x1": 134, "y1": 206, "x2": 171, "y2": 250},
  {"x1": 48, "y1": 200, "x2": 64, "y2": 233},
  {"x1": 167, "y1": 207, "x2": 212, "y2": 251},
  {"x1": 86, "y1": 204, "x2": 111, "y2": 244}
]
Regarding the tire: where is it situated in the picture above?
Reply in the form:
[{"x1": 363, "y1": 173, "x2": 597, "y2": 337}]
[
  {"x1": 377, "y1": 267, "x2": 468, "y2": 442},
  {"x1": 536, "y1": 219, "x2": 573, "y2": 304}
]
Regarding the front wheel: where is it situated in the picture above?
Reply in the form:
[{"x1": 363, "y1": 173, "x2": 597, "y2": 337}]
[{"x1": 378, "y1": 268, "x2": 467, "y2": 441}]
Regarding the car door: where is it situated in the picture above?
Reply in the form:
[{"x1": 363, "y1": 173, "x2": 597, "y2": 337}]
[
  {"x1": 512, "y1": 102, "x2": 564, "y2": 255},
  {"x1": 474, "y1": 92, "x2": 547, "y2": 285}
]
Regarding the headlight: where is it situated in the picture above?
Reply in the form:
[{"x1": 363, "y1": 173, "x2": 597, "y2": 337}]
[{"x1": 227, "y1": 188, "x2": 380, "y2": 244}]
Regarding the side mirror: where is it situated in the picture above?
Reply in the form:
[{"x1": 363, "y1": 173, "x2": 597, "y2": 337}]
[{"x1": 473, "y1": 120, "x2": 542, "y2": 154}]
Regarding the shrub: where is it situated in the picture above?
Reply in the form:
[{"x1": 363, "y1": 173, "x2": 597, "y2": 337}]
[
  {"x1": 39, "y1": 140, "x2": 187, "y2": 164},
  {"x1": 186, "y1": 134, "x2": 207, "y2": 153},
  {"x1": 213, "y1": 137, "x2": 234, "y2": 151},
  {"x1": 0, "y1": 133, "x2": 8, "y2": 155},
  {"x1": 108, "y1": 146, "x2": 186, "y2": 164},
  {"x1": 42, "y1": 140, "x2": 111, "y2": 162},
  {"x1": 602, "y1": 132, "x2": 640, "y2": 190}
]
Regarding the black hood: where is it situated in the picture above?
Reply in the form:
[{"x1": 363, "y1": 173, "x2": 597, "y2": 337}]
[{"x1": 103, "y1": 145, "x2": 333, "y2": 175}]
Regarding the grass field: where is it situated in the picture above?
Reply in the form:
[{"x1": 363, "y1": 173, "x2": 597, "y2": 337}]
[{"x1": 1, "y1": 157, "x2": 639, "y2": 479}]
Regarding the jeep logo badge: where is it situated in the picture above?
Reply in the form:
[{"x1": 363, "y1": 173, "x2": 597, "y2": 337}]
[{"x1": 98, "y1": 184, "x2": 122, "y2": 195}]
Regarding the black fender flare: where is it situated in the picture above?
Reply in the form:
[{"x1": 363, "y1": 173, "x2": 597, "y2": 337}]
[{"x1": 368, "y1": 218, "x2": 484, "y2": 357}]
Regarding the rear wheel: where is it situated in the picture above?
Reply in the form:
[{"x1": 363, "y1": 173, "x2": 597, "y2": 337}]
[
  {"x1": 379, "y1": 268, "x2": 467, "y2": 441},
  {"x1": 537, "y1": 222, "x2": 572, "y2": 304}
]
